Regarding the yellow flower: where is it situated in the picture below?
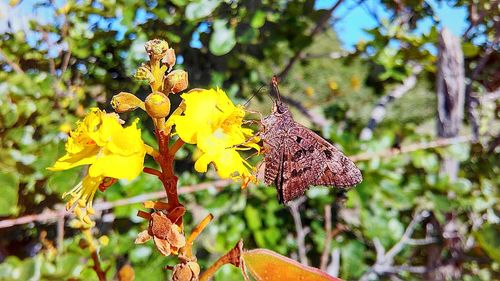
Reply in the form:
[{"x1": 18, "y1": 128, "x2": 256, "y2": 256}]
[
  {"x1": 49, "y1": 108, "x2": 146, "y2": 225},
  {"x1": 49, "y1": 108, "x2": 146, "y2": 179},
  {"x1": 170, "y1": 88, "x2": 259, "y2": 181}
]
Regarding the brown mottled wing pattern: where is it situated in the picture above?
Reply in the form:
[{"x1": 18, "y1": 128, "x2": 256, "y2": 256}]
[
  {"x1": 263, "y1": 136, "x2": 283, "y2": 186},
  {"x1": 278, "y1": 124, "x2": 362, "y2": 203},
  {"x1": 280, "y1": 132, "x2": 323, "y2": 203}
]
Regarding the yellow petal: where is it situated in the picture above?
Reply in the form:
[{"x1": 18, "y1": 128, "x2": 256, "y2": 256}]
[
  {"x1": 48, "y1": 146, "x2": 99, "y2": 171},
  {"x1": 88, "y1": 151, "x2": 144, "y2": 180}
]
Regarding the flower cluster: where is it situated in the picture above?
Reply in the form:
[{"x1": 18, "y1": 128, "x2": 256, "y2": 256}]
[{"x1": 49, "y1": 38, "x2": 261, "y2": 280}]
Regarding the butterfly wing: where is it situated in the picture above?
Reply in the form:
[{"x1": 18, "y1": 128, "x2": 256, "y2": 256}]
[
  {"x1": 279, "y1": 133, "x2": 324, "y2": 203},
  {"x1": 278, "y1": 124, "x2": 362, "y2": 203},
  {"x1": 263, "y1": 134, "x2": 283, "y2": 186}
]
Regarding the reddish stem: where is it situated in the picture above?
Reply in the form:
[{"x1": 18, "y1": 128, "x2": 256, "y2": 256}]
[
  {"x1": 90, "y1": 251, "x2": 107, "y2": 281},
  {"x1": 143, "y1": 167, "x2": 162, "y2": 177},
  {"x1": 155, "y1": 129, "x2": 181, "y2": 212}
]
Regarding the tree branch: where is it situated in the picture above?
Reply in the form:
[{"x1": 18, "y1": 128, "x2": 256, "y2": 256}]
[
  {"x1": 360, "y1": 64, "x2": 422, "y2": 140},
  {"x1": 350, "y1": 135, "x2": 473, "y2": 162},
  {"x1": 288, "y1": 197, "x2": 309, "y2": 265},
  {"x1": 281, "y1": 95, "x2": 330, "y2": 127},
  {"x1": 277, "y1": 0, "x2": 344, "y2": 80},
  {"x1": 2, "y1": 135, "x2": 475, "y2": 229},
  {"x1": 0, "y1": 47, "x2": 25, "y2": 74},
  {"x1": 0, "y1": 179, "x2": 232, "y2": 229},
  {"x1": 320, "y1": 205, "x2": 333, "y2": 270},
  {"x1": 359, "y1": 211, "x2": 432, "y2": 281}
]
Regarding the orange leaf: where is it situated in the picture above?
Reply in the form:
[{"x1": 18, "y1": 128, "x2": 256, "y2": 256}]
[{"x1": 242, "y1": 249, "x2": 342, "y2": 281}]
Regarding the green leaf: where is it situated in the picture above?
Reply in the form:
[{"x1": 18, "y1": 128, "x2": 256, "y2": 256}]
[
  {"x1": 185, "y1": 0, "x2": 221, "y2": 20},
  {"x1": 450, "y1": 178, "x2": 472, "y2": 195},
  {"x1": 244, "y1": 205, "x2": 262, "y2": 230},
  {"x1": 462, "y1": 42, "x2": 480, "y2": 57},
  {"x1": 0, "y1": 171, "x2": 19, "y2": 216},
  {"x1": 251, "y1": 11, "x2": 266, "y2": 28},
  {"x1": 475, "y1": 224, "x2": 500, "y2": 263},
  {"x1": 341, "y1": 240, "x2": 367, "y2": 279},
  {"x1": 47, "y1": 168, "x2": 81, "y2": 194},
  {"x1": 209, "y1": 20, "x2": 236, "y2": 56}
]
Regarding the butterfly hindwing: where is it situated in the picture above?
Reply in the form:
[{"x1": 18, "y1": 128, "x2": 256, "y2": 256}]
[
  {"x1": 288, "y1": 124, "x2": 362, "y2": 187},
  {"x1": 279, "y1": 130, "x2": 323, "y2": 203}
]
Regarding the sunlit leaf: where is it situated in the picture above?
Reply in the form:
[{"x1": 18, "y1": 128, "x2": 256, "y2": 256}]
[
  {"x1": 185, "y1": 0, "x2": 221, "y2": 20},
  {"x1": 0, "y1": 171, "x2": 19, "y2": 216},
  {"x1": 242, "y1": 249, "x2": 342, "y2": 281},
  {"x1": 475, "y1": 224, "x2": 500, "y2": 264},
  {"x1": 209, "y1": 20, "x2": 236, "y2": 56}
]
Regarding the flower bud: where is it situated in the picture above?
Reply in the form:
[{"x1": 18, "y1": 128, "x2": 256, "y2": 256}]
[
  {"x1": 111, "y1": 92, "x2": 144, "y2": 113},
  {"x1": 164, "y1": 70, "x2": 188, "y2": 94},
  {"x1": 172, "y1": 262, "x2": 200, "y2": 281},
  {"x1": 162, "y1": 48, "x2": 176, "y2": 68},
  {"x1": 134, "y1": 64, "x2": 154, "y2": 83},
  {"x1": 145, "y1": 39, "x2": 169, "y2": 62},
  {"x1": 145, "y1": 92, "x2": 170, "y2": 119}
]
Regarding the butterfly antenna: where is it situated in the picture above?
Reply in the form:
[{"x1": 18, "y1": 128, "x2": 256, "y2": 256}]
[
  {"x1": 244, "y1": 84, "x2": 267, "y2": 107},
  {"x1": 271, "y1": 75, "x2": 282, "y2": 103}
]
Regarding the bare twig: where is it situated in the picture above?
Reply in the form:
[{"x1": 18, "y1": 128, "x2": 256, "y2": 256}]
[
  {"x1": 281, "y1": 95, "x2": 330, "y2": 127},
  {"x1": 350, "y1": 135, "x2": 473, "y2": 162},
  {"x1": 326, "y1": 248, "x2": 340, "y2": 277},
  {"x1": 320, "y1": 205, "x2": 333, "y2": 270},
  {"x1": 0, "y1": 179, "x2": 231, "y2": 229},
  {"x1": 1, "y1": 134, "x2": 475, "y2": 229},
  {"x1": 0, "y1": 47, "x2": 25, "y2": 74},
  {"x1": 199, "y1": 240, "x2": 245, "y2": 281},
  {"x1": 288, "y1": 197, "x2": 309, "y2": 265},
  {"x1": 359, "y1": 211, "x2": 433, "y2": 281},
  {"x1": 301, "y1": 51, "x2": 350, "y2": 60},
  {"x1": 90, "y1": 250, "x2": 107, "y2": 281},
  {"x1": 360, "y1": 64, "x2": 422, "y2": 140},
  {"x1": 56, "y1": 214, "x2": 64, "y2": 252}
]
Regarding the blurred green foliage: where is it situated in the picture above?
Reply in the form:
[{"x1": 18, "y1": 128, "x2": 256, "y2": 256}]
[{"x1": 0, "y1": 0, "x2": 498, "y2": 280}]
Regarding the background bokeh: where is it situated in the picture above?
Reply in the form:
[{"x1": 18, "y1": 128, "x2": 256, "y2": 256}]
[{"x1": 0, "y1": 0, "x2": 498, "y2": 280}]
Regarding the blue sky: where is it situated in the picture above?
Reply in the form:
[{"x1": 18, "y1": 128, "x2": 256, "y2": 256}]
[
  {"x1": 316, "y1": 0, "x2": 468, "y2": 49},
  {"x1": 0, "y1": 0, "x2": 469, "y2": 51}
]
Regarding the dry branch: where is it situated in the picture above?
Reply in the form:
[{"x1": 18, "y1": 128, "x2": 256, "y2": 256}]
[
  {"x1": 360, "y1": 64, "x2": 422, "y2": 140},
  {"x1": 359, "y1": 211, "x2": 434, "y2": 281},
  {"x1": 288, "y1": 197, "x2": 309, "y2": 265},
  {"x1": 0, "y1": 47, "x2": 25, "y2": 74},
  {"x1": 0, "y1": 179, "x2": 231, "y2": 229},
  {"x1": 0, "y1": 135, "x2": 474, "y2": 229}
]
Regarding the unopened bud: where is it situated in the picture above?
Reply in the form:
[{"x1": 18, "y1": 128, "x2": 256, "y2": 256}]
[
  {"x1": 162, "y1": 48, "x2": 176, "y2": 68},
  {"x1": 164, "y1": 70, "x2": 188, "y2": 94},
  {"x1": 145, "y1": 39, "x2": 169, "y2": 61},
  {"x1": 111, "y1": 92, "x2": 144, "y2": 113},
  {"x1": 172, "y1": 262, "x2": 200, "y2": 281},
  {"x1": 134, "y1": 64, "x2": 154, "y2": 83},
  {"x1": 145, "y1": 92, "x2": 170, "y2": 119}
]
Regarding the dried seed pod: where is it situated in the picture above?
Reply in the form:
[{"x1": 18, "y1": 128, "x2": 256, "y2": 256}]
[
  {"x1": 164, "y1": 70, "x2": 188, "y2": 94},
  {"x1": 111, "y1": 92, "x2": 143, "y2": 113},
  {"x1": 145, "y1": 39, "x2": 169, "y2": 61},
  {"x1": 172, "y1": 262, "x2": 200, "y2": 281},
  {"x1": 163, "y1": 48, "x2": 176, "y2": 69}
]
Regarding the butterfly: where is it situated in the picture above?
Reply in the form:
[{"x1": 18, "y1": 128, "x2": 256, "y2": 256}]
[{"x1": 261, "y1": 76, "x2": 362, "y2": 204}]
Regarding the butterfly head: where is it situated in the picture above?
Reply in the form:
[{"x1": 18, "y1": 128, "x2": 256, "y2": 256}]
[{"x1": 261, "y1": 76, "x2": 293, "y2": 132}]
